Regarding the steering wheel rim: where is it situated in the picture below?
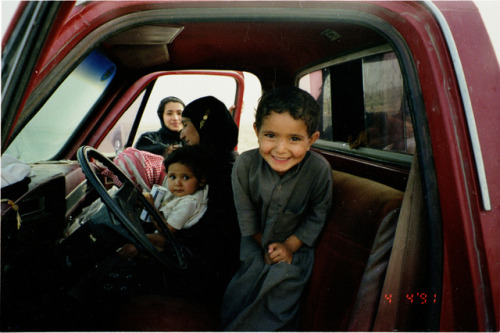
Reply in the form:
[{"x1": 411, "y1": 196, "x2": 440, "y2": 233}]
[{"x1": 77, "y1": 146, "x2": 187, "y2": 272}]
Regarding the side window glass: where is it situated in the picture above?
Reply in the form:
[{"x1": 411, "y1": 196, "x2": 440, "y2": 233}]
[
  {"x1": 299, "y1": 49, "x2": 415, "y2": 161},
  {"x1": 5, "y1": 49, "x2": 116, "y2": 163},
  {"x1": 98, "y1": 91, "x2": 146, "y2": 154},
  {"x1": 363, "y1": 53, "x2": 414, "y2": 154}
]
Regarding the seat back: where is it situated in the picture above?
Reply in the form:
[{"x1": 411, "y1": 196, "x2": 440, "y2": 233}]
[
  {"x1": 372, "y1": 154, "x2": 429, "y2": 331},
  {"x1": 299, "y1": 170, "x2": 404, "y2": 331}
]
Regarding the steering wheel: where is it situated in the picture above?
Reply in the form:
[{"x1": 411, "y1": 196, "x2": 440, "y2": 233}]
[{"x1": 77, "y1": 146, "x2": 187, "y2": 272}]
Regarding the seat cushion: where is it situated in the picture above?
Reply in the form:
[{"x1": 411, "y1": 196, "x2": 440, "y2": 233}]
[{"x1": 299, "y1": 170, "x2": 403, "y2": 331}]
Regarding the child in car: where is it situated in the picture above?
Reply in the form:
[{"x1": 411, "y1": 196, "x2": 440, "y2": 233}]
[
  {"x1": 118, "y1": 145, "x2": 209, "y2": 256},
  {"x1": 221, "y1": 87, "x2": 333, "y2": 330},
  {"x1": 153, "y1": 144, "x2": 209, "y2": 232}
]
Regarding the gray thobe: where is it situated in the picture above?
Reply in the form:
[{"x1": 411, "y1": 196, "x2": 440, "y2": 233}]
[{"x1": 221, "y1": 149, "x2": 333, "y2": 331}]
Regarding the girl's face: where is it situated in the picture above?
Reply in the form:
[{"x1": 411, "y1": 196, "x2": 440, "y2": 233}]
[
  {"x1": 166, "y1": 162, "x2": 201, "y2": 197},
  {"x1": 180, "y1": 117, "x2": 200, "y2": 145},
  {"x1": 254, "y1": 111, "x2": 319, "y2": 176},
  {"x1": 162, "y1": 102, "x2": 184, "y2": 132}
]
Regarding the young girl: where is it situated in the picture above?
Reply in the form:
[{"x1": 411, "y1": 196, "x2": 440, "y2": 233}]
[
  {"x1": 134, "y1": 96, "x2": 185, "y2": 156},
  {"x1": 118, "y1": 145, "x2": 209, "y2": 256},
  {"x1": 221, "y1": 87, "x2": 333, "y2": 330},
  {"x1": 152, "y1": 145, "x2": 209, "y2": 232}
]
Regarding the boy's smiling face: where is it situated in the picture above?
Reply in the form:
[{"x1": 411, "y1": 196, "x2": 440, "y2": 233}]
[{"x1": 254, "y1": 111, "x2": 319, "y2": 176}]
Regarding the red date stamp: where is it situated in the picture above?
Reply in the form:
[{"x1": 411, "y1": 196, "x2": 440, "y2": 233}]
[{"x1": 384, "y1": 293, "x2": 438, "y2": 304}]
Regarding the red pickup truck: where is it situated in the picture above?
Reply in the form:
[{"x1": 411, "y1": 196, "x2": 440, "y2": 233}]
[{"x1": 2, "y1": 1, "x2": 498, "y2": 331}]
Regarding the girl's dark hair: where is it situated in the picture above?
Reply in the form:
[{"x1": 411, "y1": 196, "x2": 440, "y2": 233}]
[
  {"x1": 163, "y1": 145, "x2": 209, "y2": 184},
  {"x1": 255, "y1": 87, "x2": 320, "y2": 136},
  {"x1": 157, "y1": 96, "x2": 185, "y2": 118}
]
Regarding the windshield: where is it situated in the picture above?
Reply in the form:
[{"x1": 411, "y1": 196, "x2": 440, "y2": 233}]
[{"x1": 5, "y1": 49, "x2": 116, "y2": 163}]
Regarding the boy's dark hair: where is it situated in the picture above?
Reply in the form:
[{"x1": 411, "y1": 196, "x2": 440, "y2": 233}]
[
  {"x1": 255, "y1": 87, "x2": 320, "y2": 136},
  {"x1": 163, "y1": 145, "x2": 209, "y2": 185}
]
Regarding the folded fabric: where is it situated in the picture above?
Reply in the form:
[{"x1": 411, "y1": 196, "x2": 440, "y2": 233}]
[
  {"x1": 103, "y1": 147, "x2": 167, "y2": 191},
  {"x1": 1, "y1": 154, "x2": 32, "y2": 188}
]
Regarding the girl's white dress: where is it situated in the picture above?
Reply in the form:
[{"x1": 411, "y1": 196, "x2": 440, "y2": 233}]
[{"x1": 158, "y1": 185, "x2": 209, "y2": 230}]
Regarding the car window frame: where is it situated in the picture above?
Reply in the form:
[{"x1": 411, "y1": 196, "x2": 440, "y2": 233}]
[
  {"x1": 1, "y1": 1, "x2": 75, "y2": 150},
  {"x1": 295, "y1": 15, "x2": 442, "y2": 329},
  {"x1": 298, "y1": 44, "x2": 414, "y2": 168},
  {"x1": 92, "y1": 70, "x2": 245, "y2": 156}
]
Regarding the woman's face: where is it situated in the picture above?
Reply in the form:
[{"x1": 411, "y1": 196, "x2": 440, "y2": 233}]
[
  {"x1": 162, "y1": 102, "x2": 184, "y2": 132},
  {"x1": 180, "y1": 117, "x2": 200, "y2": 145}
]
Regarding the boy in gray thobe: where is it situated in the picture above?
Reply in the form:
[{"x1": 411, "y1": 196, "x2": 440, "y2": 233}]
[{"x1": 221, "y1": 87, "x2": 333, "y2": 330}]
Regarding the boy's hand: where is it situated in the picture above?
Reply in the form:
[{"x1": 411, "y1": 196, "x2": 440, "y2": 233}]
[
  {"x1": 265, "y1": 235, "x2": 303, "y2": 265},
  {"x1": 266, "y1": 242, "x2": 293, "y2": 264},
  {"x1": 142, "y1": 191, "x2": 174, "y2": 234},
  {"x1": 147, "y1": 233, "x2": 167, "y2": 251},
  {"x1": 116, "y1": 233, "x2": 166, "y2": 258},
  {"x1": 117, "y1": 243, "x2": 139, "y2": 258},
  {"x1": 143, "y1": 191, "x2": 154, "y2": 205}
]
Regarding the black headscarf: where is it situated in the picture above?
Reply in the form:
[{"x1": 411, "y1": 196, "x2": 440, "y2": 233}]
[
  {"x1": 182, "y1": 96, "x2": 238, "y2": 152},
  {"x1": 176, "y1": 96, "x2": 241, "y2": 298},
  {"x1": 135, "y1": 96, "x2": 184, "y2": 155}
]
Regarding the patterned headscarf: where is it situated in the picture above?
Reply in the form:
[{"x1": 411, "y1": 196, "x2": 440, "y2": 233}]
[{"x1": 104, "y1": 147, "x2": 166, "y2": 191}]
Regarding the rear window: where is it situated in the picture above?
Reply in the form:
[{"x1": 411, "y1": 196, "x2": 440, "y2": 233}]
[{"x1": 299, "y1": 45, "x2": 414, "y2": 165}]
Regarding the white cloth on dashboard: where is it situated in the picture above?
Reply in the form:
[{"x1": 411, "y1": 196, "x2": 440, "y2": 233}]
[{"x1": 1, "y1": 154, "x2": 32, "y2": 188}]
